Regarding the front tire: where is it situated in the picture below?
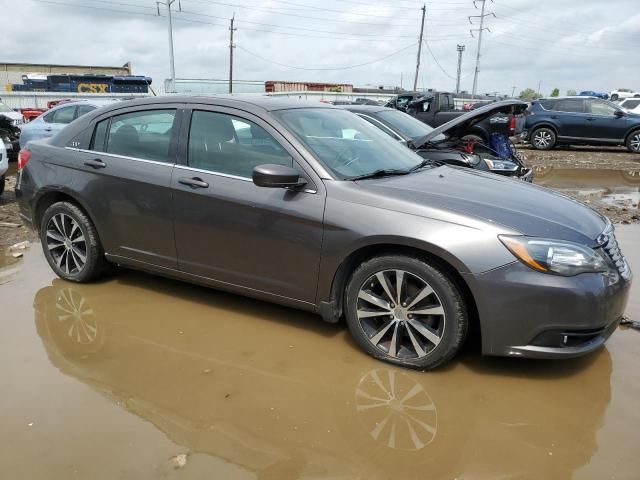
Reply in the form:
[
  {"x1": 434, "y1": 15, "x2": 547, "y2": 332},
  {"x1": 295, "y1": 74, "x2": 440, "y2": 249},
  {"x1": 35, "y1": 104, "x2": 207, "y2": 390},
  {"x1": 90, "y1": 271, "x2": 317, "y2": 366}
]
[
  {"x1": 40, "y1": 201, "x2": 108, "y2": 282},
  {"x1": 611, "y1": 94, "x2": 619, "y2": 101},
  {"x1": 530, "y1": 127, "x2": 556, "y2": 150},
  {"x1": 626, "y1": 130, "x2": 640, "y2": 154},
  {"x1": 344, "y1": 255, "x2": 468, "y2": 370}
]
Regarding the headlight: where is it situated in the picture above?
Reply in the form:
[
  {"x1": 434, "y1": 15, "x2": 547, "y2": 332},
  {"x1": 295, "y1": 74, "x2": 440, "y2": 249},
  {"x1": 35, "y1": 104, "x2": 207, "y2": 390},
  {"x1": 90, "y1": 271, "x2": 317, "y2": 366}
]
[
  {"x1": 499, "y1": 235, "x2": 609, "y2": 276},
  {"x1": 484, "y1": 158, "x2": 519, "y2": 172}
]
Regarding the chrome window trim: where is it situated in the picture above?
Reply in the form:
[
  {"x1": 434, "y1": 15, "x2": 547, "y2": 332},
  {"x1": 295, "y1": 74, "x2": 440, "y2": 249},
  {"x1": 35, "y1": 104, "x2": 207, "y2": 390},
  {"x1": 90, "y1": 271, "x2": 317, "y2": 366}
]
[
  {"x1": 174, "y1": 164, "x2": 317, "y2": 194},
  {"x1": 356, "y1": 113, "x2": 404, "y2": 141},
  {"x1": 65, "y1": 147, "x2": 174, "y2": 167}
]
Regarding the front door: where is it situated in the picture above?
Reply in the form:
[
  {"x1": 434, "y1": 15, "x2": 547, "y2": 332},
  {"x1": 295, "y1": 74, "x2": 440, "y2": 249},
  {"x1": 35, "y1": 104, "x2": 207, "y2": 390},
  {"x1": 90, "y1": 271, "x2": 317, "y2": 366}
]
[
  {"x1": 171, "y1": 106, "x2": 326, "y2": 303},
  {"x1": 583, "y1": 99, "x2": 629, "y2": 141}
]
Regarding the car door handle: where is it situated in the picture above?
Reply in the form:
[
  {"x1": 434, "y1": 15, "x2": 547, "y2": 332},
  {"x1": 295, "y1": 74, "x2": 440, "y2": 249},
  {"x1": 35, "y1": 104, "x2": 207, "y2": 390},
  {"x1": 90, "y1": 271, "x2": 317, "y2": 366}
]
[
  {"x1": 178, "y1": 177, "x2": 209, "y2": 189},
  {"x1": 586, "y1": 117, "x2": 596, "y2": 121},
  {"x1": 84, "y1": 159, "x2": 106, "y2": 169}
]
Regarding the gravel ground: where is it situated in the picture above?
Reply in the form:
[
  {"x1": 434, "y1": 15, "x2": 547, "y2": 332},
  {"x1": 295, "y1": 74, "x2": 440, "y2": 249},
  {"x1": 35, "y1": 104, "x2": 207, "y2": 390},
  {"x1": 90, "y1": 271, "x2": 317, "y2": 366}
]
[{"x1": 1, "y1": 146, "x2": 639, "y2": 246}]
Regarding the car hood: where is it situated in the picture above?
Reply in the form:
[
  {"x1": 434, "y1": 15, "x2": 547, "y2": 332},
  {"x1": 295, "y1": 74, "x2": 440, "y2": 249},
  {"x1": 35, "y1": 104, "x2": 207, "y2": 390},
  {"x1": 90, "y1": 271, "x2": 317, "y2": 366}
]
[
  {"x1": 0, "y1": 111, "x2": 23, "y2": 121},
  {"x1": 355, "y1": 166, "x2": 607, "y2": 246},
  {"x1": 417, "y1": 99, "x2": 528, "y2": 145}
]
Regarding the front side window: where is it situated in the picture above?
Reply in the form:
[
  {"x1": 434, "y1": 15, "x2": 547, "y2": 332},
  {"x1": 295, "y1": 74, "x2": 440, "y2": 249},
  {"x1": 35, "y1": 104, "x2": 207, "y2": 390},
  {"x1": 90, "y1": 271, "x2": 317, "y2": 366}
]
[
  {"x1": 105, "y1": 109, "x2": 176, "y2": 162},
  {"x1": 273, "y1": 108, "x2": 424, "y2": 180},
  {"x1": 376, "y1": 110, "x2": 446, "y2": 143},
  {"x1": 589, "y1": 101, "x2": 618, "y2": 116},
  {"x1": 188, "y1": 110, "x2": 292, "y2": 178}
]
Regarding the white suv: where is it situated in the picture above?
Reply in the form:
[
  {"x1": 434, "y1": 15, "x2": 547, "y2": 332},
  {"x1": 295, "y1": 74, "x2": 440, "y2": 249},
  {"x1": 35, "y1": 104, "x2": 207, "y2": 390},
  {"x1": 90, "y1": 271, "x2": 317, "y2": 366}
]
[{"x1": 610, "y1": 88, "x2": 640, "y2": 101}]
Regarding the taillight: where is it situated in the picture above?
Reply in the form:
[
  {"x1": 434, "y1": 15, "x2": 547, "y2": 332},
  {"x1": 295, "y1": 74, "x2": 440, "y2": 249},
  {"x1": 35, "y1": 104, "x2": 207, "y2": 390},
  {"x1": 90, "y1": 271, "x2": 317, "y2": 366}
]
[
  {"x1": 18, "y1": 149, "x2": 32, "y2": 170},
  {"x1": 508, "y1": 115, "x2": 516, "y2": 133}
]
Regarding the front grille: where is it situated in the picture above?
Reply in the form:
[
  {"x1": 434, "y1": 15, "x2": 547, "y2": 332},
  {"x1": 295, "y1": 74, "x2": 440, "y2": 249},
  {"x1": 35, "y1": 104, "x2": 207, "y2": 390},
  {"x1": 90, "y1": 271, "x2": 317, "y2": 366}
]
[{"x1": 601, "y1": 228, "x2": 631, "y2": 280}]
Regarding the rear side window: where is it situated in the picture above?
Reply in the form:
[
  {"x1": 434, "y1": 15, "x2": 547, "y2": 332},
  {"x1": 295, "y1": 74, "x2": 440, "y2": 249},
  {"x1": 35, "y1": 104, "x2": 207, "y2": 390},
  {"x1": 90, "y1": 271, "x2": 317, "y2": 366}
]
[
  {"x1": 104, "y1": 109, "x2": 177, "y2": 162},
  {"x1": 555, "y1": 99, "x2": 585, "y2": 113},
  {"x1": 537, "y1": 100, "x2": 556, "y2": 110},
  {"x1": 91, "y1": 119, "x2": 108, "y2": 151},
  {"x1": 76, "y1": 105, "x2": 96, "y2": 118},
  {"x1": 623, "y1": 100, "x2": 640, "y2": 109},
  {"x1": 188, "y1": 110, "x2": 292, "y2": 178}
]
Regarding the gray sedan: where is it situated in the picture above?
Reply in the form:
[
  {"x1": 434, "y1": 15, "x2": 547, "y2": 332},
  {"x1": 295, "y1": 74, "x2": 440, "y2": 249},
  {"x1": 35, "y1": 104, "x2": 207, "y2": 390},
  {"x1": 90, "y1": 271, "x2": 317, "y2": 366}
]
[{"x1": 15, "y1": 96, "x2": 631, "y2": 369}]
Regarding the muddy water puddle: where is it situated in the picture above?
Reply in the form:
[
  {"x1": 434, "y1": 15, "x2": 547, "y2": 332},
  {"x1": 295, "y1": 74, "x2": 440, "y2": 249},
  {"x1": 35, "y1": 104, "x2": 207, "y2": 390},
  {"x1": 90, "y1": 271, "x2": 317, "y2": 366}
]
[
  {"x1": 1, "y1": 228, "x2": 639, "y2": 479},
  {"x1": 535, "y1": 168, "x2": 640, "y2": 208}
]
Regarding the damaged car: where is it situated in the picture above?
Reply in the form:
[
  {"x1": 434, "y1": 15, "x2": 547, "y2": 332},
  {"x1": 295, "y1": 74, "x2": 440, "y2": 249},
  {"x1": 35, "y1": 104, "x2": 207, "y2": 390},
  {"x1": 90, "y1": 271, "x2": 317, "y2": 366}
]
[{"x1": 345, "y1": 100, "x2": 533, "y2": 181}]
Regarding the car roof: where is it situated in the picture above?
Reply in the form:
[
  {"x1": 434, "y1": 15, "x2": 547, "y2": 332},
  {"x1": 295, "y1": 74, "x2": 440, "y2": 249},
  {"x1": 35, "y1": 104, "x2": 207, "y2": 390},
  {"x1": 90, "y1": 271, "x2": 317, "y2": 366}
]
[
  {"x1": 94, "y1": 94, "x2": 338, "y2": 115},
  {"x1": 343, "y1": 105, "x2": 394, "y2": 114}
]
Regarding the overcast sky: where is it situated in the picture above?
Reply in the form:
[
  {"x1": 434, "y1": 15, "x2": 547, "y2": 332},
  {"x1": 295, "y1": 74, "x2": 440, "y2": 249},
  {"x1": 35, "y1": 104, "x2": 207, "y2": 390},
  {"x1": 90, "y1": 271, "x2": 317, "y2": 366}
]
[{"x1": 2, "y1": 0, "x2": 639, "y2": 96}]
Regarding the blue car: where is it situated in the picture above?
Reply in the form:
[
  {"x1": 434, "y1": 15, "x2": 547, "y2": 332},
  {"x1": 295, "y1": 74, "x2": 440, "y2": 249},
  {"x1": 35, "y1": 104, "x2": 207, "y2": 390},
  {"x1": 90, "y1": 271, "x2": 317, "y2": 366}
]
[
  {"x1": 19, "y1": 99, "x2": 115, "y2": 149},
  {"x1": 524, "y1": 96, "x2": 640, "y2": 153},
  {"x1": 578, "y1": 91, "x2": 609, "y2": 100}
]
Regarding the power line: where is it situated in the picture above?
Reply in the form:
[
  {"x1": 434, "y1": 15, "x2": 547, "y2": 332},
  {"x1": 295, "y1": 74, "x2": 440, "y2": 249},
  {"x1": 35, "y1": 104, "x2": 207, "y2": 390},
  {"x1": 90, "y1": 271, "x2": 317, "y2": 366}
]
[{"x1": 235, "y1": 43, "x2": 417, "y2": 71}]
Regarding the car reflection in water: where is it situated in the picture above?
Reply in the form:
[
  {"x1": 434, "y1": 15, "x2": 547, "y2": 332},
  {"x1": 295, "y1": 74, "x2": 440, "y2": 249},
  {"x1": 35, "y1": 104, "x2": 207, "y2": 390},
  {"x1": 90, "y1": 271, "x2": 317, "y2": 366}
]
[{"x1": 34, "y1": 273, "x2": 611, "y2": 479}]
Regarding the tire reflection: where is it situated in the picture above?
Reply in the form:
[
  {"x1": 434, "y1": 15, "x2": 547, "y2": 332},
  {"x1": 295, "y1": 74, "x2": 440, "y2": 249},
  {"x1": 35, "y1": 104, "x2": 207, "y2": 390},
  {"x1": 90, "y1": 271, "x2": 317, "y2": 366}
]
[{"x1": 355, "y1": 369, "x2": 436, "y2": 451}]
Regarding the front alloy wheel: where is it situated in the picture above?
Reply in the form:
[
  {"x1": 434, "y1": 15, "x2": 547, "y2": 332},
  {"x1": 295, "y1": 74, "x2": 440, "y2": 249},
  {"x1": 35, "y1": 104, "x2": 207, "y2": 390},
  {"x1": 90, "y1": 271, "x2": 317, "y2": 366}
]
[
  {"x1": 356, "y1": 269, "x2": 446, "y2": 360},
  {"x1": 345, "y1": 255, "x2": 468, "y2": 370},
  {"x1": 627, "y1": 131, "x2": 640, "y2": 153}
]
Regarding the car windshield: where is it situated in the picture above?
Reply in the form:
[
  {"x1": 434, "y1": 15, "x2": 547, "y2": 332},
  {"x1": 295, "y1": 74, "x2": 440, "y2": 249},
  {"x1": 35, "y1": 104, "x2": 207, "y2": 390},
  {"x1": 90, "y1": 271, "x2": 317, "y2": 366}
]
[
  {"x1": 273, "y1": 108, "x2": 427, "y2": 180},
  {"x1": 0, "y1": 102, "x2": 14, "y2": 113},
  {"x1": 376, "y1": 110, "x2": 446, "y2": 143}
]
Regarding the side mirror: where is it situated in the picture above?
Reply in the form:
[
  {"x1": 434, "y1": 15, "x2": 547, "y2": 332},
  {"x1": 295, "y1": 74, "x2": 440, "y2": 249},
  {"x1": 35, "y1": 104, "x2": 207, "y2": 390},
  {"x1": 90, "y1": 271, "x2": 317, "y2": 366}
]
[
  {"x1": 253, "y1": 164, "x2": 307, "y2": 189},
  {"x1": 614, "y1": 110, "x2": 625, "y2": 118}
]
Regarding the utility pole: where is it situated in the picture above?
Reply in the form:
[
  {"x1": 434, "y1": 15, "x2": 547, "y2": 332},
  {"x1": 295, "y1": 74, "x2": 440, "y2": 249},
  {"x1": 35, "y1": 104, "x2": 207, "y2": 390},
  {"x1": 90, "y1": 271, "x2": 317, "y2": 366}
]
[
  {"x1": 157, "y1": 0, "x2": 180, "y2": 93},
  {"x1": 511, "y1": 85, "x2": 516, "y2": 97},
  {"x1": 413, "y1": 4, "x2": 426, "y2": 92},
  {"x1": 229, "y1": 14, "x2": 236, "y2": 94},
  {"x1": 537, "y1": 80, "x2": 542, "y2": 97},
  {"x1": 469, "y1": 0, "x2": 495, "y2": 97},
  {"x1": 455, "y1": 44, "x2": 465, "y2": 94}
]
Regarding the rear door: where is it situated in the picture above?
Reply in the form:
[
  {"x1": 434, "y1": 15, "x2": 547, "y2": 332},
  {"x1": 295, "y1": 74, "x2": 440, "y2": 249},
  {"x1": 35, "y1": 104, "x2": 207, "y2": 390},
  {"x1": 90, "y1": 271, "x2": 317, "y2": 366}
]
[
  {"x1": 551, "y1": 98, "x2": 587, "y2": 138},
  {"x1": 70, "y1": 104, "x2": 183, "y2": 268},
  {"x1": 584, "y1": 99, "x2": 628, "y2": 141},
  {"x1": 171, "y1": 105, "x2": 326, "y2": 303}
]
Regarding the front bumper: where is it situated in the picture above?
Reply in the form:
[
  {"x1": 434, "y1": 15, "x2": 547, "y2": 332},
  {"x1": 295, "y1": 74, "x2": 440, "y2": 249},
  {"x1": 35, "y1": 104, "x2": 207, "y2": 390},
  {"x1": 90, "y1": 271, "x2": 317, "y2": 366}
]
[{"x1": 463, "y1": 260, "x2": 631, "y2": 359}]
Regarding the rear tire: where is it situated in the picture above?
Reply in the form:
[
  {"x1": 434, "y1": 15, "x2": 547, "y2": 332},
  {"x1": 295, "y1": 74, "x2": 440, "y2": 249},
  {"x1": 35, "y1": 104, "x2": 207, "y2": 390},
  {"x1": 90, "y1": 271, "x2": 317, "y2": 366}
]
[
  {"x1": 0, "y1": 175, "x2": 5, "y2": 196},
  {"x1": 40, "y1": 201, "x2": 108, "y2": 282},
  {"x1": 530, "y1": 127, "x2": 556, "y2": 150},
  {"x1": 344, "y1": 255, "x2": 468, "y2": 370},
  {"x1": 626, "y1": 130, "x2": 640, "y2": 154}
]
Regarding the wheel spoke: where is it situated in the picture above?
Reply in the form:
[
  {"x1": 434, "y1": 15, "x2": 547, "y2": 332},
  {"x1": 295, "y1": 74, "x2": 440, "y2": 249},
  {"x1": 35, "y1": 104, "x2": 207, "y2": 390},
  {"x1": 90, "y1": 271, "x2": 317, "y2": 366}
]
[
  {"x1": 72, "y1": 234, "x2": 85, "y2": 244},
  {"x1": 388, "y1": 322, "x2": 400, "y2": 357},
  {"x1": 71, "y1": 246, "x2": 86, "y2": 264},
  {"x1": 358, "y1": 310, "x2": 392, "y2": 319},
  {"x1": 375, "y1": 272, "x2": 395, "y2": 305},
  {"x1": 64, "y1": 248, "x2": 71, "y2": 274},
  {"x1": 51, "y1": 215, "x2": 65, "y2": 237},
  {"x1": 406, "y1": 285, "x2": 434, "y2": 310},
  {"x1": 47, "y1": 241, "x2": 65, "y2": 251},
  {"x1": 406, "y1": 325, "x2": 427, "y2": 357},
  {"x1": 46, "y1": 230, "x2": 65, "y2": 243},
  {"x1": 395, "y1": 270, "x2": 404, "y2": 305},
  {"x1": 407, "y1": 319, "x2": 441, "y2": 346},
  {"x1": 370, "y1": 320, "x2": 395, "y2": 346},
  {"x1": 409, "y1": 305, "x2": 444, "y2": 316},
  {"x1": 56, "y1": 250, "x2": 67, "y2": 269},
  {"x1": 359, "y1": 290, "x2": 391, "y2": 311}
]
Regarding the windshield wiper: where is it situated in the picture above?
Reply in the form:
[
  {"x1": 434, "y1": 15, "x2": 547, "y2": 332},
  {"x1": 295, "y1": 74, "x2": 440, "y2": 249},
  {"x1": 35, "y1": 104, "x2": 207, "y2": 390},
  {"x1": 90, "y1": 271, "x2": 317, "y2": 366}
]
[
  {"x1": 408, "y1": 158, "x2": 439, "y2": 172},
  {"x1": 347, "y1": 168, "x2": 411, "y2": 181}
]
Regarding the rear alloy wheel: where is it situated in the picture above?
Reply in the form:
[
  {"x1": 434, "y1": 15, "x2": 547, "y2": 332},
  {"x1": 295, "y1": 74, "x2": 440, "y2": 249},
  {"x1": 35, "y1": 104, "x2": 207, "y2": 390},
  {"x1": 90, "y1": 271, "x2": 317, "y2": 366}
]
[
  {"x1": 345, "y1": 255, "x2": 468, "y2": 370},
  {"x1": 530, "y1": 127, "x2": 556, "y2": 150},
  {"x1": 627, "y1": 130, "x2": 640, "y2": 154},
  {"x1": 40, "y1": 202, "x2": 108, "y2": 282}
]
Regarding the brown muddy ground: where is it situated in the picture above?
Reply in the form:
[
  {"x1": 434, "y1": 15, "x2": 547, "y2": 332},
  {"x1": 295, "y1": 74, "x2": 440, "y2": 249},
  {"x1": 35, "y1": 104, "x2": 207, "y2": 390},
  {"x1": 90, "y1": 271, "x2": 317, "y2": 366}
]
[
  {"x1": 0, "y1": 226, "x2": 639, "y2": 479},
  {"x1": 0, "y1": 163, "x2": 37, "y2": 247}
]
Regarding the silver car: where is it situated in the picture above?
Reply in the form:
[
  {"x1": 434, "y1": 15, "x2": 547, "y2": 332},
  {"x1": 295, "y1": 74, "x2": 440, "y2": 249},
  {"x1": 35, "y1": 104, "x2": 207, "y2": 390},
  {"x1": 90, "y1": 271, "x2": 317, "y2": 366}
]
[{"x1": 19, "y1": 100, "x2": 116, "y2": 148}]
